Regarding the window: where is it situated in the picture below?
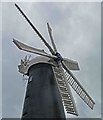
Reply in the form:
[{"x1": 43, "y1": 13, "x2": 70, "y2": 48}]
[{"x1": 28, "y1": 75, "x2": 33, "y2": 83}]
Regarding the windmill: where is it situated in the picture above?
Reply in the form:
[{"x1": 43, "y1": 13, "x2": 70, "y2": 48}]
[{"x1": 13, "y1": 3, "x2": 95, "y2": 118}]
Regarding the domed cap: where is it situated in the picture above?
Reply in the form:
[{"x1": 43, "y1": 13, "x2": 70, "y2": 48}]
[{"x1": 18, "y1": 56, "x2": 55, "y2": 75}]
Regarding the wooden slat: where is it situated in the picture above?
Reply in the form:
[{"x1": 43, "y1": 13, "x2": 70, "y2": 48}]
[
  {"x1": 64, "y1": 71, "x2": 95, "y2": 109},
  {"x1": 53, "y1": 67, "x2": 78, "y2": 116}
]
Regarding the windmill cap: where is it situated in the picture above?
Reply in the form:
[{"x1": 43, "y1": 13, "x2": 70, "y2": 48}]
[
  {"x1": 18, "y1": 56, "x2": 56, "y2": 75},
  {"x1": 29, "y1": 56, "x2": 55, "y2": 67}
]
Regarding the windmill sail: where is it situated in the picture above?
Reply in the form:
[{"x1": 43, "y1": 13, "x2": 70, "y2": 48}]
[
  {"x1": 47, "y1": 23, "x2": 57, "y2": 53},
  {"x1": 15, "y1": 4, "x2": 55, "y2": 55},
  {"x1": 63, "y1": 58, "x2": 79, "y2": 70},
  {"x1": 62, "y1": 61, "x2": 95, "y2": 109},
  {"x1": 13, "y1": 39, "x2": 57, "y2": 59},
  {"x1": 53, "y1": 65, "x2": 78, "y2": 116}
]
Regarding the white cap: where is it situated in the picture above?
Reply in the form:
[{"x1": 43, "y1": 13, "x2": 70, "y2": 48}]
[{"x1": 18, "y1": 56, "x2": 56, "y2": 75}]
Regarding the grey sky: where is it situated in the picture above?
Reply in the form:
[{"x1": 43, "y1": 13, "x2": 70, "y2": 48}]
[
  {"x1": 0, "y1": 2, "x2": 2, "y2": 120},
  {"x1": 2, "y1": 2, "x2": 101, "y2": 118}
]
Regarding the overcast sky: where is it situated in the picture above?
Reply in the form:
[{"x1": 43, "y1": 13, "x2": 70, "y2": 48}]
[{"x1": 2, "y1": 2, "x2": 101, "y2": 118}]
